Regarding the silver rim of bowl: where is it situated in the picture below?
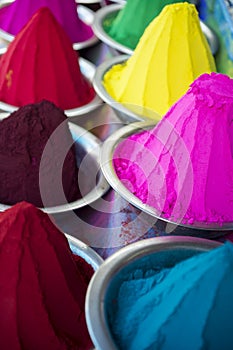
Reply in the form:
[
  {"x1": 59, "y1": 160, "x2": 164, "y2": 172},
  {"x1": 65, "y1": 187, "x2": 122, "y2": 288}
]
[{"x1": 66, "y1": 233, "x2": 103, "y2": 271}]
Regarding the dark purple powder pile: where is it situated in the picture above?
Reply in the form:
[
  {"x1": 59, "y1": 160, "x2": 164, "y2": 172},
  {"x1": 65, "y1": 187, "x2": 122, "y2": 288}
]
[{"x1": 0, "y1": 100, "x2": 80, "y2": 207}]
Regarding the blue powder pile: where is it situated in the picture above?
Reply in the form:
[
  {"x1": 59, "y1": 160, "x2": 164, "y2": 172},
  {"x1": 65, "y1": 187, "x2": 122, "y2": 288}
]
[{"x1": 107, "y1": 242, "x2": 233, "y2": 350}]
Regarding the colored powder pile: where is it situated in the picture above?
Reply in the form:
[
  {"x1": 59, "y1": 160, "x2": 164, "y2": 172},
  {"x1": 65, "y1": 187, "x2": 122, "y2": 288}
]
[
  {"x1": 0, "y1": 201, "x2": 94, "y2": 350},
  {"x1": 0, "y1": 0, "x2": 93, "y2": 43},
  {"x1": 108, "y1": 242, "x2": 233, "y2": 350},
  {"x1": 104, "y1": 0, "x2": 187, "y2": 50},
  {"x1": 0, "y1": 7, "x2": 95, "y2": 110},
  {"x1": 0, "y1": 100, "x2": 80, "y2": 207},
  {"x1": 104, "y1": 2, "x2": 216, "y2": 118},
  {"x1": 113, "y1": 72, "x2": 233, "y2": 225}
]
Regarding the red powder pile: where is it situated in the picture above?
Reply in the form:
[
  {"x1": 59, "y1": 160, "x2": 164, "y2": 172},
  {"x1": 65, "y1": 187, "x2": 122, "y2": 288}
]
[
  {"x1": 0, "y1": 7, "x2": 95, "y2": 110},
  {"x1": 0, "y1": 201, "x2": 94, "y2": 349},
  {"x1": 0, "y1": 99, "x2": 80, "y2": 207}
]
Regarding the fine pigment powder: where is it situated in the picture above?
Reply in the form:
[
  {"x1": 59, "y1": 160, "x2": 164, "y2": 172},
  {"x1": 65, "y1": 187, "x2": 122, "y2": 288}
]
[
  {"x1": 104, "y1": 0, "x2": 188, "y2": 50},
  {"x1": 0, "y1": 7, "x2": 95, "y2": 110},
  {"x1": 113, "y1": 73, "x2": 233, "y2": 224},
  {"x1": 0, "y1": 0, "x2": 93, "y2": 43},
  {"x1": 0, "y1": 100, "x2": 80, "y2": 207},
  {"x1": 0, "y1": 201, "x2": 94, "y2": 350},
  {"x1": 108, "y1": 242, "x2": 233, "y2": 350},
  {"x1": 104, "y1": 2, "x2": 216, "y2": 118}
]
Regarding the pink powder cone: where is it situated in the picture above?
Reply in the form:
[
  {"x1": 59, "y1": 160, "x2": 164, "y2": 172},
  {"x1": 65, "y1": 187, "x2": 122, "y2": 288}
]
[
  {"x1": 114, "y1": 73, "x2": 233, "y2": 225},
  {"x1": 0, "y1": 0, "x2": 93, "y2": 42}
]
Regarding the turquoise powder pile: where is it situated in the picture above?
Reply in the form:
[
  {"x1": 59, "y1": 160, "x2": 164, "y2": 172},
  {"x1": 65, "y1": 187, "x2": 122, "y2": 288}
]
[{"x1": 107, "y1": 242, "x2": 233, "y2": 350}]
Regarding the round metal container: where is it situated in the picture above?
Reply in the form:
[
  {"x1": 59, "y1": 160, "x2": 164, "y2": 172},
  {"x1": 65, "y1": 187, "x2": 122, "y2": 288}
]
[
  {"x1": 100, "y1": 121, "x2": 233, "y2": 234},
  {"x1": 100, "y1": 0, "x2": 200, "y2": 5},
  {"x1": 93, "y1": 55, "x2": 156, "y2": 123},
  {"x1": 85, "y1": 235, "x2": 221, "y2": 350},
  {"x1": 0, "y1": 55, "x2": 102, "y2": 117},
  {"x1": 0, "y1": 119, "x2": 109, "y2": 214},
  {"x1": 66, "y1": 233, "x2": 103, "y2": 270},
  {"x1": 93, "y1": 4, "x2": 219, "y2": 56},
  {"x1": 0, "y1": 2, "x2": 99, "y2": 50},
  {"x1": 93, "y1": 4, "x2": 133, "y2": 55}
]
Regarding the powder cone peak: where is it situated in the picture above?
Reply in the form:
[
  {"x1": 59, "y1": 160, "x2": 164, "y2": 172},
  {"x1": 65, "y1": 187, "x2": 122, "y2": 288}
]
[
  {"x1": 0, "y1": 7, "x2": 95, "y2": 109},
  {"x1": 104, "y1": 2, "x2": 216, "y2": 119}
]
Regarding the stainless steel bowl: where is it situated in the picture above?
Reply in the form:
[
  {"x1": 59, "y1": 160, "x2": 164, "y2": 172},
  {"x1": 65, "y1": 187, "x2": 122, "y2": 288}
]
[
  {"x1": 0, "y1": 2, "x2": 99, "y2": 50},
  {"x1": 0, "y1": 119, "x2": 109, "y2": 214},
  {"x1": 66, "y1": 233, "x2": 103, "y2": 270},
  {"x1": 85, "y1": 235, "x2": 221, "y2": 350},
  {"x1": 93, "y1": 4, "x2": 133, "y2": 55},
  {"x1": 93, "y1": 55, "x2": 156, "y2": 123},
  {"x1": 100, "y1": 121, "x2": 233, "y2": 233},
  {"x1": 93, "y1": 4, "x2": 219, "y2": 55},
  {"x1": 0, "y1": 54, "x2": 102, "y2": 117},
  {"x1": 100, "y1": 0, "x2": 200, "y2": 5}
]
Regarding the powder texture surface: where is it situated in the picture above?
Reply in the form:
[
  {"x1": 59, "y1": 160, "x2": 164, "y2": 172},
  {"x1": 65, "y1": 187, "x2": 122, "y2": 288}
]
[
  {"x1": 113, "y1": 72, "x2": 233, "y2": 225},
  {"x1": 0, "y1": 201, "x2": 94, "y2": 350},
  {"x1": 0, "y1": 0, "x2": 93, "y2": 42},
  {"x1": 0, "y1": 7, "x2": 95, "y2": 110},
  {"x1": 104, "y1": 2, "x2": 216, "y2": 118},
  {"x1": 0, "y1": 100, "x2": 80, "y2": 207},
  {"x1": 104, "y1": 0, "x2": 187, "y2": 50},
  {"x1": 108, "y1": 242, "x2": 233, "y2": 350}
]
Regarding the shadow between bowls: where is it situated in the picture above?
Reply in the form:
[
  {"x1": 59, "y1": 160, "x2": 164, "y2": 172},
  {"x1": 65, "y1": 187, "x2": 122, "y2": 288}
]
[
  {"x1": 0, "y1": 117, "x2": 110, "y2": 214},
  {"x1": 85, "y1": 235, "x2": 221, "y2": 350},
  {"x1": 93, "y1": 54, "x2": 157, "y2": 123},
  {"x1": 0, "y1": 53, "x2": 102, "y2": 117},
  {"x1": 0, "y1": 1, "x2": 99, "y2": 50},
  {"x1": 100, "y1": 121, "x2": 233, "y2": 236},
  {"x1": 93, "y1": 3, "x2": 219, "y2": 56}
]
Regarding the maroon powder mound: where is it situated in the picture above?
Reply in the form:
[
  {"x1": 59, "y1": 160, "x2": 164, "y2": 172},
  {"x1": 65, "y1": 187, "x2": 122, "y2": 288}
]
[
  {"x1": 0, "y1": 201, "x2": 93, "y2": 349},
  {"x1": 0, "y1": 100, "x2": 80, "y2": 207}
]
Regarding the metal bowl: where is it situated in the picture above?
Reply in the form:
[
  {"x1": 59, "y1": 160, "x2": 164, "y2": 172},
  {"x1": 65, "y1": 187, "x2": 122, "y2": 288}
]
[
  {"x1": 66, "y1": 233, "x2": 103, "y2": 270},
  {"x1": 85, "y1": 235, "x2": 221, "y2": 350},
  {"x1": 93, "y1": 4, "x2": 219, "y2": 56},
  {"x1": 76, "y1": 0, "x2": 100, "y2": 4},
  {"x1": 0, "y1": 54, "x2": 102, "y2": 117},
  {"x1": 0, "y1": 119, "x2": 109, "y2": 214},
  {"x1": 100, "y1": 0, "x2": 200, "y2": 5},
  {"x1": 100, "y1": 121, "x2": 233, "y2": 233},
  {"x1": 0, "y1": 1, "x2": 99, "y2": 50},
  {"x1": 93, "y1": 55, "x2": 156, "y2": 123}
]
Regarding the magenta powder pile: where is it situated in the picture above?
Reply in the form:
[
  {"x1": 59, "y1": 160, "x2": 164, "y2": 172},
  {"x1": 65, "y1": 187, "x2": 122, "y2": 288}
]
[
  {"x1": 0, "y1": 100, "x2": 80, "y2": 207},
  {"x1": 114, "y1": 73, "x2": 233, "y2": 225},
  {"x1": 0, "y1": 0, "x2": 93, "y2": 43}
]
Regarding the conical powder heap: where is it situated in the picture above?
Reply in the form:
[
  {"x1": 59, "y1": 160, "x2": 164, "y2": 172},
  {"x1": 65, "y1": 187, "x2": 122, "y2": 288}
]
[
  {"x1": 0, "y1": 0, "x2": 93, "y2": 43},
  {"x1": 105, "y1": 0, "x2": 187, "y2": 50},
  {"x1": 114, "y1": 73, "x2": 233, "y2": 225},
  {"x1": 0, "y1": 201, "x2": 93, "y2": 350},
  {"x1": 108, "y1": 242, "x2": 233, "y2": 350},
  {"x1": 0, "y1": 100, "x2": 80, "y2": 207},
  {"x1": 0, "y1": 7, "x2": 95, "y2": 110},
  {"x1": 104, "y1": 2, "x2": 216, "y2": 119}
]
